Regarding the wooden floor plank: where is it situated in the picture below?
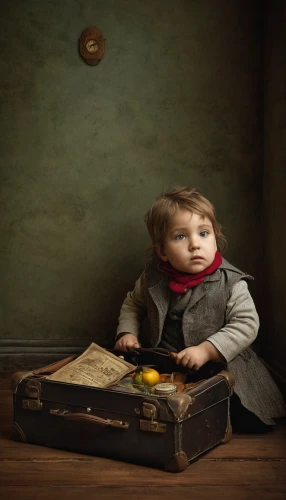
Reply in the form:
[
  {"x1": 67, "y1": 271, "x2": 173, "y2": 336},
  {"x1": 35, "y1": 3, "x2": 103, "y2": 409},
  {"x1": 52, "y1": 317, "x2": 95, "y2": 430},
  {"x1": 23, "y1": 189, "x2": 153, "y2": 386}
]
[
  {"x1": 205, "y1": 430, "x2": 286, "y2": 459},
  {"x1": 0, "y1": 460, "x2": 285, "y2": 486},
  {"x1": 0, "y1": 485, "x2": 285, "y2": 500}
]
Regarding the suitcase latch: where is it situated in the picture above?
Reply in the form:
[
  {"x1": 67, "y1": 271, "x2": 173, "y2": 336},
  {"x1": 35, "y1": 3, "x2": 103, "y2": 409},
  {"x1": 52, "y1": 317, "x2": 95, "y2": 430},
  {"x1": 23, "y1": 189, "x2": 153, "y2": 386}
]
[
  {"x1": 22, "y1": 380, "x2": 43, "y2": 411},
  {"x1": 140, "y1": 402, "x2": 166, "y2": 433},
  {"x1": 140, "y1": 419, "x2": 166, "y2": 433},
  {"x1": 142, "y1": 402, "x2": 157, "y2": 419}
]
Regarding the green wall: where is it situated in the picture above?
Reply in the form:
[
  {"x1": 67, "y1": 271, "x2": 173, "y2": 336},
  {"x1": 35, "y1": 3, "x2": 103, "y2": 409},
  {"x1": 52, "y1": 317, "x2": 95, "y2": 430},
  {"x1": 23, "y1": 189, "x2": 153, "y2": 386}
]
[{"x1": 0, "y1": 1, "x2": 264, "y2": 365}]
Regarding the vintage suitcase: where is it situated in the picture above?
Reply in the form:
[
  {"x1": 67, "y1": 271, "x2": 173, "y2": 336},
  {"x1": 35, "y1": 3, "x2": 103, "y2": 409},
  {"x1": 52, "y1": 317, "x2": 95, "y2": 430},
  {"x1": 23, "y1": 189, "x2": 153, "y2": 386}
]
[{"x1": 11, "y1": 349, "x2": 235, "y2": 472}]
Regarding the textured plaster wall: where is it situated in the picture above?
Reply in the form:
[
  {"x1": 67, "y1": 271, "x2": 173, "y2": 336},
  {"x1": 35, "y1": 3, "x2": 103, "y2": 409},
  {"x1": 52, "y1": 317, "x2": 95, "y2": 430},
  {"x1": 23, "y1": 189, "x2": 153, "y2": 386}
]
[
  {"x1": 0, "y1": 0, "x2": 263, "y2": 347},
  {"x1": 262, "y1": 0, "x2": 286, "y2": 370}
]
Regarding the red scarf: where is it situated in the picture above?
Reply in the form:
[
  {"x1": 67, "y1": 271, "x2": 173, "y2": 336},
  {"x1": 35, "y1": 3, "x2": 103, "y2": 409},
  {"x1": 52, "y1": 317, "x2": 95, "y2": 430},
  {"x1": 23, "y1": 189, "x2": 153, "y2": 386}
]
[{"x1": 158, "y1": 251, "x2": 222, "y2": 294}]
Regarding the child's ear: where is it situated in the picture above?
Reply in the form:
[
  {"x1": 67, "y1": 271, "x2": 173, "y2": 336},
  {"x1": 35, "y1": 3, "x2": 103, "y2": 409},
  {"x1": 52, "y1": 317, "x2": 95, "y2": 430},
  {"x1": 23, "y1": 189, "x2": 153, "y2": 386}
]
[{"x1": 155, "y1": 244, "x2": 168, "y2": 262}]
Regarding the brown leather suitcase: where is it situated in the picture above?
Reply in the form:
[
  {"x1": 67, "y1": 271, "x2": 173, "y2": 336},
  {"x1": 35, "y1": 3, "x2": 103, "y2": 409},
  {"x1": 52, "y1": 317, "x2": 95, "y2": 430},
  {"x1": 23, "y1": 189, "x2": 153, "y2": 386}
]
[{"x1": 11, "y1": 349, "x2": 234, "y2": 472}]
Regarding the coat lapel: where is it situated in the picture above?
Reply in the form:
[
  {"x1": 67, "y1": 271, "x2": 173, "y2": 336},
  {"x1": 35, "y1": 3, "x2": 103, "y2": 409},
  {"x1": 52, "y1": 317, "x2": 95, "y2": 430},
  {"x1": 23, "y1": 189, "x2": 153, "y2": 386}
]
[
  {"x1": 148, "y1": 276, "x2": 170, "y2": 315},
  {"x1": 148, "y1": 275, "x2": 170, "y2": 337},
  {"x1": 187, "y1": 269, "x2": 221, "y2": 310}
]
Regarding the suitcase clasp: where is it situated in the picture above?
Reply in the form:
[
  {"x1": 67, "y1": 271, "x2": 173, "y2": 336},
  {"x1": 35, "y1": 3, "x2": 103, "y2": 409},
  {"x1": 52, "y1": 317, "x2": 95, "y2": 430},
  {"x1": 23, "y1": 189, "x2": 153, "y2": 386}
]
[
  {"x1": 22, "y1": 380, "x2": 43, "y2": 411},
  {"x1": 140, "y1": 402, "x2": 166, "y2": 433},
  {"x1": 22, "y1": 399, "x2": 43, "y2": 411},
  {"x1": 140, "y1": 419, "x2": 166, "y2": 433},
  {"x1": 142, "y1": 402, "x2": 157, "y2": 419}
]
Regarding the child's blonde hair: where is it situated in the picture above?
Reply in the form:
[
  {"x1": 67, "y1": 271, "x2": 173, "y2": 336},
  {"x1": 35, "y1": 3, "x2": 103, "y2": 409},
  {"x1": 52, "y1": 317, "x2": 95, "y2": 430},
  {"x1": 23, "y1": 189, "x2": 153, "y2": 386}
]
[{"x1": 144, "y1": 186, "x2": 227, "y2": 252}]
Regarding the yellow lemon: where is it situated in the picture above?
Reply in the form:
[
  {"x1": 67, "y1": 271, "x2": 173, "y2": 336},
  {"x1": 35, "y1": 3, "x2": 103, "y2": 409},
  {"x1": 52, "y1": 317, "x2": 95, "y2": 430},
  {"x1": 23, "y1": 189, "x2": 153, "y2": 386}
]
[{"x1": 142, "y1": 368, "x2": 160, "y2": 387}]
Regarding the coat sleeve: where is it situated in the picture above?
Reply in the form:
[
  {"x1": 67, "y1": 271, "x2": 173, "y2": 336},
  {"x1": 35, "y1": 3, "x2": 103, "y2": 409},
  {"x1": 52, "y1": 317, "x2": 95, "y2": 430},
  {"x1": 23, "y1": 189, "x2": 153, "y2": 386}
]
[
  {"x1": 116, "y1": 272, "x2": 147, "y2": 339},
  {"x1": 206, "y1": 280, "x2": 259, "y2": 362}
]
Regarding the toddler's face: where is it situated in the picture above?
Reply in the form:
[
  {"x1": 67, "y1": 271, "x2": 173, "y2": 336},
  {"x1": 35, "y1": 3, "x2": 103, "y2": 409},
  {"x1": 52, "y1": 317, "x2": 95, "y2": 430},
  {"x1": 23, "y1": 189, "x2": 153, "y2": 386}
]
[{"x1": 157, "y1": 209, "x2": 217, "y2": 274}]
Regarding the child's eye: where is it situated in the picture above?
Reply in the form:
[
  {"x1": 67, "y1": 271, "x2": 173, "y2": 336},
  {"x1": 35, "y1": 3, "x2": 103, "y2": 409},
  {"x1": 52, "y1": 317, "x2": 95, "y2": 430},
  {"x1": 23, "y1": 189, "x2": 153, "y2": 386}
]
[
  {"x1": 200, "y1": 231, "x2": 209, "y2": 237},
  {"x1": 175, "y1": 234, "x2": 186, "y2": 240}
]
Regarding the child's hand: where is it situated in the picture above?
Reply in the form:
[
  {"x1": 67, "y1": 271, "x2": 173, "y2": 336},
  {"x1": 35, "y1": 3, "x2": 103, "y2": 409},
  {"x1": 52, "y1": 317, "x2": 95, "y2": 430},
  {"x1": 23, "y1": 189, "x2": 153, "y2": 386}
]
[
  {"x1": 173, "y1": 341, "x2": 225, "y2": 370},
  {"x1": 114, "y1": 333, "x2": 141, "y2": 352},
  {"x1": 174, "y1": 346, "x2": 210, "y2": 370}
]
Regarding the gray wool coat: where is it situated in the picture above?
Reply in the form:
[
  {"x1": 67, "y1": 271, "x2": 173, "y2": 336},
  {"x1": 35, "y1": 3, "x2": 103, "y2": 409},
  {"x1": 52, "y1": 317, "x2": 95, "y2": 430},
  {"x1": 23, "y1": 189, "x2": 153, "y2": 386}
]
[{"x1": 117, "y1": 258, "x2": 285, "y2": 424}]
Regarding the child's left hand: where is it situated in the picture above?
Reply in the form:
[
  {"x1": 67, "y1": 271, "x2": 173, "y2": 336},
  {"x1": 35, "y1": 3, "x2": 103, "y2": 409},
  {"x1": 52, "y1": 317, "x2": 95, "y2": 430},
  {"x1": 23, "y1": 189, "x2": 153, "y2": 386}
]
[
  {"x1": 172, "y1": 342, "x2": 225, "y2": 370},
  {"x1": 173, "y1": 346, "x2": 210, "y2": 370}
]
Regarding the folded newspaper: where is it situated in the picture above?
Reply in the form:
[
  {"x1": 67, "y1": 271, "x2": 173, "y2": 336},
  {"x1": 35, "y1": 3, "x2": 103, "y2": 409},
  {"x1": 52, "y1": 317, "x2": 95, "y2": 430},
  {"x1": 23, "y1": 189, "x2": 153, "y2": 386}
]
[{"x1": 46, "y1": 342, "x2": 136, "y2": 388}]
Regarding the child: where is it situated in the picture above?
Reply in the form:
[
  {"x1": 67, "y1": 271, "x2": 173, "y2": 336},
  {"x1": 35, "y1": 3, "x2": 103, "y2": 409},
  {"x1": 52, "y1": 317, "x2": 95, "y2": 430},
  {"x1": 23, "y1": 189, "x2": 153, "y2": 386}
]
[{"x1": 115, "y1": 186, "x2": 285, "y2": 432}]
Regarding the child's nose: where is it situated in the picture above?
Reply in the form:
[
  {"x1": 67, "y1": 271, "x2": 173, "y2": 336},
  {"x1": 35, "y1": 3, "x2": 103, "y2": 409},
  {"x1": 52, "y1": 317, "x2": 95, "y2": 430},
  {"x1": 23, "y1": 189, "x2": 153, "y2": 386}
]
[{"x1": 189, "y1": 236, "x2": 200, "y2": 250}]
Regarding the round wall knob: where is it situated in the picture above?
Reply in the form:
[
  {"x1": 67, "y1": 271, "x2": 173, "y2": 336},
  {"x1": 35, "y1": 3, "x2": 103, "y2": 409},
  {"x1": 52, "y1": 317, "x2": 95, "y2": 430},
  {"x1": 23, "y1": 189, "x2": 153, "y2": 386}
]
[{"x1": 79, "y1": 27, "x2": 105, "y2": 66}]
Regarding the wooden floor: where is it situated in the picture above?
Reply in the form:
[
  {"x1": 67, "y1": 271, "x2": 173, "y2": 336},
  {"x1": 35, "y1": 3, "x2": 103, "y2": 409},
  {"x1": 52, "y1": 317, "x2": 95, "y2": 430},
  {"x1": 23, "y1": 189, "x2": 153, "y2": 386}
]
[{"x1": 0, "y1": 375, "x2": 285, "y2": 500}]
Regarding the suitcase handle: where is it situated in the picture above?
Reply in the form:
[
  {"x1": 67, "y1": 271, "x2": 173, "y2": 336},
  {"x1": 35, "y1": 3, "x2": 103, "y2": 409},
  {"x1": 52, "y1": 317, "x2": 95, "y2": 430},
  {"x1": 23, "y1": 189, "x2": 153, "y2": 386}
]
[{"x1": 50, "y1": 409, "x2": 129, "y2": 429}]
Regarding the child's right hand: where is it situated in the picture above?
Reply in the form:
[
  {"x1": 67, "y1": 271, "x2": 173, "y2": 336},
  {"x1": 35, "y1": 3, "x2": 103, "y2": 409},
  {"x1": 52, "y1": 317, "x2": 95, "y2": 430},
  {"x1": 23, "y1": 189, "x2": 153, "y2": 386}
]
[{"x1": 114, "y1": 333, "x2": 141, "y2": 352}]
